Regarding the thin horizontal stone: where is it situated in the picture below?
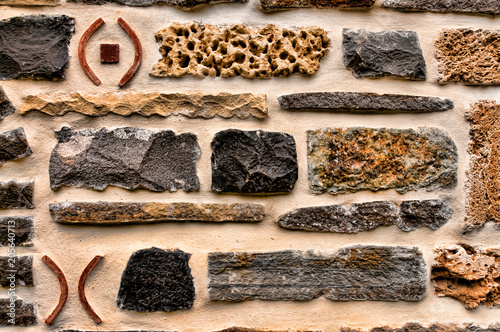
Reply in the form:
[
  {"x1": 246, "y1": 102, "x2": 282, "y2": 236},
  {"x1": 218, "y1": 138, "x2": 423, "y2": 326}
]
[
  {"x1": 381, "y1": 0, "x2": 500, "y2": 15},
  {"x1": 342, "y1": 323, "x2": 500, "y2": 332},
  {"x1": 0, "y1": 128, "x2": 32, "y2": 166},
  {"x1": 68, "y1": 0, "x2": 246, "y2": 8},
  {"x1": 0, "y1": 216, "x2": 34, "y2": 246},
  {"x1": 217, "y1": 329, "x2": 320, "y2": 332},
  {"x1": 0, "y1": 180, "x2": 34, "y2": 209},
  {"x1": 261, "y1": 0, "x2": 373, "y2": 10}
]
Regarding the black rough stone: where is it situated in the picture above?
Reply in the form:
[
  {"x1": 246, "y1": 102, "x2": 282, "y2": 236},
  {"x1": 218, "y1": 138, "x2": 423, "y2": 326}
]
[
  {"x1": 67, "y1": 0, "x2": 246, "y2": 7},
  {"x1": 0, "y1": 128, "x2": 32, "y2": 166},
  {"x1": 0, "y1": 216, "x2": 34, "y2": 246},
  {"x1": 0, "y1": 298, "x2": 37, "y2": 326},
  {"x1": 0, "y1": 87, "x2": 15, "y2": 120},
  {"x1": 0, "y1": 256, "x2": 33, "y2": 286},
  {"x1": 398, "y1": 199, "x2": 454, "y2": 231},
  {"x1": 0, "y1": 181, "x2": 34, "y2": 210}
]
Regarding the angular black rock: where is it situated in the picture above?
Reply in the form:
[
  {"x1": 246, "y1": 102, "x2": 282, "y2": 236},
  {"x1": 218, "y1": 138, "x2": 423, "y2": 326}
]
[
  {"x1": 49, "y1": 127, "x2": 200, "y2": 192},
  {"x1": 0, "y1": 181, "x2": 34, "y2": 209},
  {"x1": 68, "y1": 0, "x2": 246, "y2": 7},
  {"x1": 342, "y1": 29, "x2": 426, "y2": 80},
  {"x1": 117, "y1": 247, "x2": 195, "y2": 312},
  {"x1": 211, "y1": 129, "x2": 298, "y2": 194},
  {"x1": 0, "y1": 256, "x2": 33, "y2": 286},
  {"x1": 0, "y1": 216, "x2": 34, "y2": 246},
  {"x1": 0, "y1": 128, "x2": 32, "y2": 166},
  {"x1": 0, "y1": 87, "x2": 15, "y2": 120},
  {"x1": 0, "y1": 15, "x2": 74, "y2": 81},
  {"x1": 209, "y1": 246, "x2": 427, "y2": 302},
  {"x1": 0, "y1": 298, "x2": 37, "y2": 326}
]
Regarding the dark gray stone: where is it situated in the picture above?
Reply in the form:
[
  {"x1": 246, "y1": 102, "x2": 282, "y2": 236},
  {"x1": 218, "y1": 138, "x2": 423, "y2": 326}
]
[
  {"x1": 209, "y1": 246, "x2": 427, "y2": 302},
  {"x1": 49, "y1": 127, "x2": 200, "y2": 192},
  {"x1": 68, "y1": 0, "x2": 245, "y2": 7},
  {"x1": 0, "y1": 298, "x2": 37, "y2": 326},
  {"x1": 0, "y1": 180, "x2": 34, "y2": 210},
  {"x1": 117, "y1": 247, "x2": 195, "y2": 312},
  {"x1": 211, "y1": 129, "x2": 298, "y2": 194},
  {"x1": 342, "y1": 323, "x2": 500, "y2": 332},
  {"x1": 0, "y1": 128, "x2": 32, "y2": 166},
  {"x1": 0, "y1": 87, "x2": 15, "y2": 120},
  {"x1": 0, "y1": 256, "x2": 33, "y2": 286},
  {"x1": 342, "y1": 29, "x2": 426, "y2": 80},
  {"x1": 0, "y1": 216, "x2": 34, "y2": 246},
  {"x1": 381, "y1": 0, "x2": 500, "y2": 15},
  {"x1": 398, "y1": 199, "x2": 453, "y2": 231},
  {"x1": 261, "y1": 0, "x2": 374, "y2": 10},
  {"x1": 278, "y1": 92, "x2": 453, "y2": 113},
  {"x1": 0, "y1": 15, "x2": 74, "y2": 81}
]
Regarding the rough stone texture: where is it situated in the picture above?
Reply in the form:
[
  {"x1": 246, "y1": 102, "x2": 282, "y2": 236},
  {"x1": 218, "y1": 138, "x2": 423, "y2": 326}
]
[
  {"x1": 261, "y1": 0, "x2": 373, "y2": 11},
  {"x1": 307, "y1": 127, "x2": 458, "y2": 195},
  {"x1": 436, "y1": 29, "x2": 500, "y2": 85},
  {"x1": 382, "y1": 0, "x2": 500, "y2": 15},
  {"x1": 117, "y1": 247, "x2": 195, "y2": 312},
  {"x1": 432, "y1": 245, "x2": 500, "y2": 309},
  {"x1": 151, "y1": 23, "x2": 330, "y2": 78},
  {"x1": 209, "y1": 246, "x2": 426, "y2": 301},
  {"x1": 50, "y1": 201, "x2": 265, "y2": 224},
  {"x1": 0, "y1": 216, "x2": 34, "y2": 246},
  {"x1": 342, "y1": 29, "x2": 426, "y2": 80},
  {"x1": 212, "y1": 129, "x2": 298, "y2": 194},
  {"x1": 0, "y1": 128, "x2": 32, "y2": 166},
  {"x1": 100, "y1": 44, "x2": 119, "y2": 63},
  {"x1": 0, "y1": 15, "x2": 74, "y2": 81},
  {"x1": 0, "y1": 87, "x2": 15, "y2": 120},
  {"x1": 49, "y1": 127, "x2": 200, "y2": 192},
  {"x1": 68, "y1": 0, "x2": 245, "y2": 7},
  {"x1": 60, "y1": 331, "x2": 175, "y2": 332},
  {"x1": 0, "y1": 0, "x2": 60, "y2": 5},
  {"x1": 20, "y1": 92, "x2": 268, "y2": 119},
  {"x1": 0, "y1": 298, "x2": 37, "y2": 326},
  {"x1": 278, "y1": 199, "x2": 453, "y2": 233},
  {"x1": 342, "y1": 323, "x2": 500, "y2": 332},
  {"x1": 217, "y1": 329, "x2": 319, "y2": 332},
  {"x1": 0, "y1": 256, "x2": 33, "y2": 286},
  {"x1": 0, "y1": 181, "x2": 34, "y2": 210},
  {"x1": 278, "y1": 92, "x2": 453, "y2": 113}
]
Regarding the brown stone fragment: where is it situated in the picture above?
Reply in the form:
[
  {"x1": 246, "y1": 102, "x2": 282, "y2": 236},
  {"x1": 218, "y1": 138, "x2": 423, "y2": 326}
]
[
  {"x1": 0, "y1": 180, "x2": 34, "y2": 209},
  {"x1": 0, "y1": 298, "x2": 37, "y2": 326},
  {"x1": 342, "y1": 323, "x2": 500, "y2": 332},
  {"x1": 261, "y1": 0, "x2": 373, "y2": 10},
  {"x1": 100, "y1": 44, "x2": 119, "y2": 63}
]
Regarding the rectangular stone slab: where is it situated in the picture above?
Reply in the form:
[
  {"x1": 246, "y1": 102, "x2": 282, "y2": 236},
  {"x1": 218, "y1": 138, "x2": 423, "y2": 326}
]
[
  {"x1": 382, "y1": 0, "x2": 500, "y2": 15},
  {"x1": 0, "y1": 256, "x2": 33, "y2": 286},
  {"x1": 68, "y1": 0, "x2": 246, "y2": 8},
  {"x1": 0, "y1": 128, "x2": 32, "y2": 166},
  {"x1": 50, "y1": 202, "x2": 265, "y2": 224},
  {"x1": 209, "y1": 246, "x2": 426, "y2": 302},
  {"x1": 216, "y1": 329, "x2": 320, "y2": 332},
  {"x1": 0, "y1": 0, "x2": 60, "y2": 5},
  {"x1": 261, "y1": 0, "x2": 373, "y2": 10},
  {"x1": 0, "y1": 298, "x2": 36, "y2": 326},
  {"x1": 0, "y1": 180, "x2": 34, "y2": 209},
  {"x1": 342, "y1": 323, "x2": 500, "y2": 332},
  {"x1": 0, "y1": 216, "x2": 34, "y2": 246}
]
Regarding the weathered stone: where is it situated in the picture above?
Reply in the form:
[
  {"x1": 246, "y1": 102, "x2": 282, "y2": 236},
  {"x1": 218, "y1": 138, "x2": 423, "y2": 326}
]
[
  {"x1": 151, "y1": 23, "x2": 330, "y2": 78},
  {"x1": 49, "y1": 127, "x2": 200, "y2": 192},
  {"x1": 20, "y1": 92, "x2": 268, "y2": 119},
  {"x1": 209, "y1": 246, "x2": 426, "y2": 301},
  {"x1": 0, "y1": 87, "x2": 15, "y2": 120},
  {"x1": 0, "y1": 181, "x2": 34, "y2": 209},
  {"x1": 117, "y1": 247, "x2": 195, "y2": 312},
  {"x1": 261, "y1": 0, "x2": 373, "y2": 10},
  {"x1": 382, "y1": 0, "x2": 500, "y2": 15},
  {"x1": 342, "y1": 29, "x2": 426, "y2": 80},
  {"x1": 0, "y1": 15, "x2": 74, "y2": 81},
  {"x1": 278, "y1": 199, "x2": 452, "y2": 233},
  {"x1": 279, "y1": 92, "x2": 453, "y2": 113},
  {"x1": 217, "y1": 329, "x2": 319, "y2": 332},
  {"x1": 307, "y1": 127, "x2": 458, "y2": 194},
  {"x1": 59, "y1": 331, "x2": 175, "y2": 332},
  {"x1": 0, "y1": 216, "x2": 34, "y2": 246},
  {"x1": 0, "y1": 128, "x2": 32, "y2": 166},
  {"x1": 212, "y1": 129, "x2": 298, "y2": 194},
  {"x1": 68, "y1": 0, "x2": 245, "y2": 7},
  {"x1": 100, "y1": 44, "x2": 119, "y2": 63},
  {"x1": 436, "y1": 29, "x2": 500, "y2": 85},
  {"x1": 0, "y1": 256, "x2": 33, "y2": 286},
  {"x1": 0, "y1": 298, "x2": 37, "y2": 326},
  {"x1": 0, "y1": 0, "x2": 60, "y2": 5},
  {"x1": 342, "y1": 323, "x2": 500, "y2": 332},
  {"x1": 432, "y1": 245, "x2": 500, "y2": 309}
]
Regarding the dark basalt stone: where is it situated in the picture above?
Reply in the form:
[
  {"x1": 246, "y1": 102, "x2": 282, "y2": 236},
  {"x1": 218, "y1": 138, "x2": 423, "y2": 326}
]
[
  {"x1": 0, "y1": 15, "x2": 74, "y2": 81},
  {"x1": 0, "y1": 298, "x2": 37, "y2": 326},
  {"x1": 261, "y1": 0, "x2": 374, "y2": 10},
  {"x1": 211, "y1": 129, "x2": 298, "y2": 194},
  {"x1": 117, "y1": 247, "x2": 195, "y2": 312},
  {"x1": 0, "y1": 87, "x2": 15, "y2": 120},
  {"x1": 0, "y1": 256, "x2": 33, "y2": 286},
  {"x1": 381, "y1": 0, "x2": 500, "y2": 15},
  {"x1": 68, "y1": 0, "x2": 246, "y2": 8},
  {"x1": 342, "y1": 29, "x2": 426, "y2": 80},
  {"x1": 0, "y1": 128, "x2": 32, "y2": 166},
  {"x1": 342, "y1": 323, "x2": 500, "y2": 332},
  {"x1": 0, "y1": 180, "x2": 34, "y2": 209},
  {"x1": 0, "y1": 216, "x2": 34, "y2": 246}
]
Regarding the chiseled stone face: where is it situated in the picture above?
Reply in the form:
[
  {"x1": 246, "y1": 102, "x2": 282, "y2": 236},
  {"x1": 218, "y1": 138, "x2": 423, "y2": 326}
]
[
  {"x1": 151, "y1": 23, "x2": 330, "y2": 78},
  {"x1": 0, "y1": 180, "x2": 34, "y2": 210},
  {"x1": 261, "y1": 0, "x2": 374, "y2": 10},
  {"x1": 0, "y1": 299, "x2": 37, "y2": 326},
  {"x1": 0, "y1": 216, "x2": 34, "y2": 246},
  {"x1": 0, "y1": 256, "x2": 33, "y2": 286},
  {"x1": 0, "y1": 87, "x2": 15, "y2": 120},
  {"x1": 342, "y1": 323, "x2": 500, "y2": 332},
  {"x1": 0, "y1": 128, "x2": 32, "y2": 166},
  {"x1": 382, "y1": 0, "x2": 500, "y2": 15},
  {"x1": 68, "y1": 0, "x2": 246, "y2": 8}
]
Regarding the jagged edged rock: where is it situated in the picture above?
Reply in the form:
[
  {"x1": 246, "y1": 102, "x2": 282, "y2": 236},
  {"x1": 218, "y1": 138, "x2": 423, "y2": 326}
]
[
  {"x1": 0, "y1": 256, "x2": 33, "y2": 286},
  {"x1": 382, "y1": 0, "x2": 500, "y2": 15},
  {"x1": 0, "y1": 298, "x2": 37, "y2": 326},
  {"x1": 0, "y1": 217, "x2": 33, "y2": 246},
  {"x1": 0, "y1": 128, "x2": 32, "y2": 166},
  {"x1": 342, "y1": 323, "x2": 500, "y2": 332},
  {"x1": 0, "y1": 87, "x2": 15, "y2": 120},
  {"x1": 68, "y1": 0, "x2": 245, "y2": 7},
  {"x1": 261, "y1": 0, "x2": 373, "y2": 10},
  {"x1": 0, "y1": 181, "x2": 34, "y2": 209}
]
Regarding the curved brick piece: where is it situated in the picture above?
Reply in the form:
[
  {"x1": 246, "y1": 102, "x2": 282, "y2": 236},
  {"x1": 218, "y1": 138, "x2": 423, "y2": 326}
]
[
  {"x1": 0, "y1": 216, "x2": 33, "y2": 246},
  {"x1": 342, "y1": 323, "x2": 500, "y2": 332},
  {"x1": 0, "y1": 128, "x2": 32, "y2": 166},
  {"x1": 0, "y1": 87, "x2": 15, "y2": 120},
  {"x1": 0, "y1": 256, "x2": 33, "y2": 286},
  {"x1": 382, "y1": 0, "x2": 500, "y2": 15},
  {"x1": 0, "y1": 298, "x2": 37, "y2": 326},
  {"x1": 261, "y1": 0, "x2": 373, "y2": 10},
  {"x1": 0, "y1": 180, "x2": 34, "y2": 209}
]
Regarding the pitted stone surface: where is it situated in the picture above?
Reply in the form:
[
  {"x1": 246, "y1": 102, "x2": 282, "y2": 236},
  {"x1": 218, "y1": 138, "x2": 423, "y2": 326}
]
[
  {"x1": 49, "y1": 127, "x2": 200, "y2": 192},
  {"x1": 0, "y1": 217, "x2": 33, "y2": 246},
  {"x1": 342, "y1": 323, "x2": 500, "y2": 332},
  {"x1": 307, "y1": 127, "x2": 458, "y2": 195},
  {"x1": 382, "y1": 0, "x2": 500, "y2": 15},
  {"x1": 261, "y1": 0, "x2": 373, "y2": 10},
  {"x1": 69, "y1": 0, "x2": 245, "y2": 7},
  {"x1": 117, "y1": 247, "x2": 195, "y2": 312},
  {"x1": 0, "y1": 298, "x2": 36, "y2": 326},
  {"x1": 436, "y1": 29, "x2": 500, "y2": 85},
  {"x1": 343, "y1": 29, "x2": 426, "y2": 80},
  {"x1": 0, "y1": 181, "x2": 34, "y2": 210},
  {"x1": 209, "y1": 246, "x2": 426, "y2": 301},
  {"x1": 0, "y1": 256, "x2": 33, "y2": 286},
  {"x1": 0, "y1": 87, "x2": 15, "y2": 120},
  {"x1": 0, "y1": 128, "x2": 32, "y2": 166},
  {"x1": 0, "y1": 15, "x2": 74, "y2": 81},
  {"x1": 212, "y1": 129, "x2": 298, "y2": 194},
  {"x1": 151, "y1": 23, "x2": 330, "y2": 78}
]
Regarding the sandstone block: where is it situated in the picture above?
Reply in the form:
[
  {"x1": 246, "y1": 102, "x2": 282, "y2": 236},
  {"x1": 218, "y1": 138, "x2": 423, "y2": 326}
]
[
  {"x1": 342, "y1": 323, "x2": 500, "y2": 332},
  {"x1": 0, "y1": 216, "x2": 34, "y2": 246},
  {"x1": 0, "y1": 256, "x2": 33, "y2": 286},
  {"x1": 382, "y1": 0, "x2": 500, "y2": 15},
  {"x1": 261, "y1": 0, "x2": 373, "y2": 10},
  {"x1": 68, "y1": 0, "x2": 245, "y2": 7},
  {"x1": 0, "y1": 298, "x2": 36, "y2": 326},
  {"x1": 0, "y1": 87, "x2": 15, "y2": 120},
  {"x1": 0, "y1": 180, "x2": 34, "y2": 209},
  {"x1": 0, "y1": 128, "x2": 32, "y2": 166}
]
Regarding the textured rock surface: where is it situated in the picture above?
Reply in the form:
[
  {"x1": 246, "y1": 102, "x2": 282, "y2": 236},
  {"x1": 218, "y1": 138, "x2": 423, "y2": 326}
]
[
  {"x1": 117, "y1": 247, "x2": 195, "y2": 312},
  {"x1": 342, "y1": 323, "x2": 500, "y2": 332},
  {"x1": 49, "y1": 127, "x2": 200, "y2": 192},
  {"x1": 436, "y1": 29, "x2": 500, "y2": 85},
  {"x1": 307, "y1": 127, "x2": 458, "y2": 194},
  {"x1": 0, "y1": 15, "x2": 74, "y2": 81},
  {"x1": 0, "y1": 256, "x2": 33, "y2": 286},
  {"x1": 68, "y1": 0, "x2": 245, "y2": 7},
  {"x1": 100, "y1": 44, "x2": 119, "y2": 63},
  {"x1": 279, "y1": 92, "x2": 453, "y2": 113},
  {"x1": 0, "y1": 128, "x2": 32, "y2": 166},
  {"x1": 209, "y1": 246, "x2": 426, "y2": 301},
  {"x1": 217, "y1": 329, "x2": 319, "y2": 332},
  {"x1": 50, "y1": 201, "x2": 265, "y2": 224},
  {"x1": 0, "y1": 298, "x2": 37, "y2": 326},
  {"x1": 0, "y1": 181, "x2": 34, "y2": 209},
  {"x1": 151, "y1": 23, "x2": 330, "y2": 78},
  {"x1": 382, "y1": 0, "x2": 500, "y2": 15},
  {"x1": 261, "y1": 0, "x2": 373, "y2": 10},
  {"x1": 0, "y1": 216, "x2": 34, "y2": 246},
  {"x1": 0, "y1": 0, "x2": 60, "y2": 5},
  {"x1": 0, "y1": 87, "x2": 15, "y2": 120},
  {"x1": 432, "y1": 245, "x2": 500, "y2": 309},
  {"x1": 212, "y1": 129, "x2": 298, "y2": 194},
  {"x1": 278, "y1": 199, "x2": 452, "y2": 233},
  {"x1": 342, "y1": 29, "x2": 426, "y2": 80},
  {"x1": 20, "y1": 92, "x2": 268, "y2": 119}
]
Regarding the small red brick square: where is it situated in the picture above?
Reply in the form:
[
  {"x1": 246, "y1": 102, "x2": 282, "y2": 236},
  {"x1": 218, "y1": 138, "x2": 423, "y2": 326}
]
[{"x1": 100, "y1": 44, "x2": 119, "y2": 63}]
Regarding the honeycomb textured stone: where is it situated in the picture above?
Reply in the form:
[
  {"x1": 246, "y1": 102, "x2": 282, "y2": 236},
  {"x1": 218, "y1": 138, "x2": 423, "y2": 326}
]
[
  {"x1": 209, "y1": 246, "x2": 426, "y2": 301},
  {"x1": 20, "y1": 92, "x2": 268, "y2": 119},
  {"x1": 212, "y1": 129, "x2": 298, "y2": 194},
  {"x1": 432, "y1": 245, "x2": 500, "y2": 309},
  {"x1": 49, "y1": 127, "x2": 200, "y2": 192},
  {"x1": 68, "y1": 0, "x2": 245, "y2": 7},
  {"x1": 0, "y1": 298, "x2": 37, "y2": 326},
  {"x1": 0, "y1": 256, "x2": 33, "y2": 286},
  {"x1": 0, "y1": 87, "x2": 15, "y2": 120},
  {"x1": 117, "y1": 247, "x2": 195, "y2": 312},
  {"x1": 0, "y1": 15, "x2": 74, "y2": 81},
  {"x1": 381, "y1": 0, "x2": 500, "y2": 15},
  {"x1": 307, "y1": 127, "x2": 458, "y2": 195},
  {"x1": 151, "y1": 23, "x2": 330, "y2": 78},
  {"x1": 343, "y1": 29, "x2": 426, "y2": 80},
  {"x1": 261, "y1": 0, "x2": 373, "y2": 11},
  {"x1": 0, "y1": 216, "x2": 33, "y2": 246},
  {"x1": 50, "y1": 201, "x2": 265, "y2": 224},
  {"x1": 0, "y1": 180, "x2": 34, "y2": 209},
  {"x1": 0, "y1": 128, "x2": 32, "y2": 166},
  {"x1": 0, "y1": 0, "x2": 60, "y2": 5},
  {"x1": 278, "y1": 199, "x2": 452, "y2": 233},
  {"x1": 342, "y1": 323, "x2": 500, "y2": 332},
  {"x1": 436, "y1": 29, "x2": 500, "y2": 85}
]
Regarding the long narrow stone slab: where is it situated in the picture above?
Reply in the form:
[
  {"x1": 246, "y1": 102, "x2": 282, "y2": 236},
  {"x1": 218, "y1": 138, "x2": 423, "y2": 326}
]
[
  {"x1": 0, "y1": 0, "x2": 60, "y2": 5},
  {"x1": 209, "y1": 246, "x2": 426, "y2": 302},
  {"x1": 382, "y1": 0, "x2": 500, "y2": 15},
  {"x1": 0, "y1": 87, "x2": 15, "y2": 120},
  {"x1": 217, "y1": 329, "x2": 320, "y2": 332},
  {"x1": 343, "y1": 323, "x2": 500, "y2": 332},
  {"x1": 0, "y1": 217, "x2": 34, "y2": 246},
  {"x1": 0, "y1": 128, "x2": 32, "y2": 166},
  {"x1": 0, "y1": 298, "x2": 37, "y2": 326},
  {"x1": 0, "y1": 256, "x2": 33, "y2": 286},
  {"x1": 261, "y1": 0, "x2": 373, "y2": 10},
  {"x1": 68, "y1": 0, "x2": 245, "y2": 8},
  {"x1": 20, "y1": 92, "x2": 268, "y2": 119},
  {"x1": 0, "y1": 181, "x2": 34, "y2": 209}
]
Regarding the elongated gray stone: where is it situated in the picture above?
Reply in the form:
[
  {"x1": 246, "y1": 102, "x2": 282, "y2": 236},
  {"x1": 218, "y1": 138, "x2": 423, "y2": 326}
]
[
  {"x1": 0, "y1": 87, "x2": 15, "y2": 120},
  {"x1": 0, "y1": 217, "x2": 34, "y2": 246},
  {"x1": 0, "y1": 298, "x2": 37, "y2": 326},
  {"x1": 49, "y1": 127, "x2": 200, "y2": 192},
  {"x1": 209, "y1": 246, "x2": 426, "y2": 302},
  {"x1": 381, "y1": 0, "x2": 500, "y2": 15},
  {"x1": 342, "y1": 323, "x2": 500, "y2": 332},
  {"x1": 217, "y1": 329, "x2": 320, "y2": 332},
  {"x1": 68, "y1": 0, "x2": 245, "y2": 7},
  {"x1": 261, "y1": 0, "x2": 374, "y2": 10},
  {"x1": 0, "y1": 128, "x2": 32, "y2": 166},
  {"x1": 0, "y1": 256, "x2": 33, "y2": 286},
  {"x1": 0, "y1": 181, "x2": 34, "y2": 209},
  {"x1": 278, "y1": 92, "x2": 453, "y2": 113},
  {"x1": 342, "y1": 29, "x2": 426, "y2": 80}
]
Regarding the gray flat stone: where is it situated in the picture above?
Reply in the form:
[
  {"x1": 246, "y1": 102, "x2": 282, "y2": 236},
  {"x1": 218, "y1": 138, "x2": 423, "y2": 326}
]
[
  {"x1": 0, "y1": 216, "x2": 34, "y2": 246},
  {"x1": 261, "y1": 0, "x2": 374, "y2": 10},
  {"x1": 68, "y1": 0, "x2": 245, "y2": 7},
  {"x1": 0, "y1": 128, "x2": 32, "y2": 166},
  {"x1": 0, "y1": 298, "x2": 37, "y2": 326},
  {"x1": 0, "y1": 256, "x2": 33, "y2": 286},
  {"x1": 0, "y1": 87, "x2": 15, "y2": 120},
  {"x1": 381, "y1": 0, "x2": 500, "y2": 15},
  {"x1": 0, "y1": 180, "x2": 34, "y2": 209}
]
